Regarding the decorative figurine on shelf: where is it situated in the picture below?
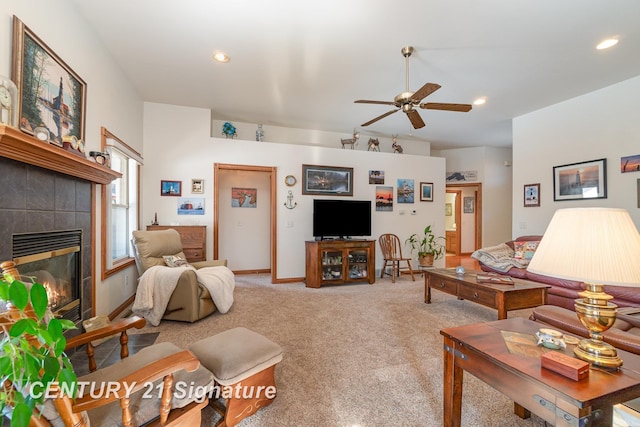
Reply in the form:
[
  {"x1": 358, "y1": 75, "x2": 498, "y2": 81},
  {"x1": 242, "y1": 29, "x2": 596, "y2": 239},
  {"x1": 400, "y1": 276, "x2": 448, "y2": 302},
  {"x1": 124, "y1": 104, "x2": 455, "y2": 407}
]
[
  {"x1": 222, "y1": 122, "x2": 237, "y2": 139},
  {"x1": 340, "y1": 129, "x2": 359, "y2": 149},
  {"x1": 151, "y1": 212, "x2": 159, "y2": 225},
  {"x1": 367, "y1": 138, "x2": 380, "y2": 151},
  {"x1": 256, "y1": 123, "x2": 264, "y2": 141},
  {"x1": 392, "y1": 134, "x2": 403, "y2": 154}
]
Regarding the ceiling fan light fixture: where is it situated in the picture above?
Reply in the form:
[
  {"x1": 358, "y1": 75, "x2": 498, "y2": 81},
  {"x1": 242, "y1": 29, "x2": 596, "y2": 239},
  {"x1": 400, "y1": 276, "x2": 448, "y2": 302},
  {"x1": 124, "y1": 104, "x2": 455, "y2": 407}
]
[
  {"x1": 596, "y1": 38, "x2": 618, "y2": 50},
  {"x1": 473, "y1": 98, "x2": 486, "y2": 106},
  {"x1": 213, "y1": 52, "x2": 230, "y2": 63}
]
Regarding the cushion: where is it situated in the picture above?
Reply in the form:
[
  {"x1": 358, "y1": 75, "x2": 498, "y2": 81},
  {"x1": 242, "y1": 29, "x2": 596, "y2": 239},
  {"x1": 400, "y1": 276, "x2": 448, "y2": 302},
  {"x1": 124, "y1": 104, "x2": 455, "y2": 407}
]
[
  {"x1": 513, "y1": 240, "x2": 538, "y2": 260},
  {"x1": 163, "y1": 255, "x2": 189, "y2": 267},
  {"x1": 189, "y1": 327, "x2": 283, "y2": 386}
]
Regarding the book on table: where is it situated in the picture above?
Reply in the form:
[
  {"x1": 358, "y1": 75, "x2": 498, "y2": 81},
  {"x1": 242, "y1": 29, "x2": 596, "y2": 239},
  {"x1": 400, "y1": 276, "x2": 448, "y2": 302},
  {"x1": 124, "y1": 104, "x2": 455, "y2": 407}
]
[{"x1": 476, "y1": 273, "x2": 514, "y2": 284}]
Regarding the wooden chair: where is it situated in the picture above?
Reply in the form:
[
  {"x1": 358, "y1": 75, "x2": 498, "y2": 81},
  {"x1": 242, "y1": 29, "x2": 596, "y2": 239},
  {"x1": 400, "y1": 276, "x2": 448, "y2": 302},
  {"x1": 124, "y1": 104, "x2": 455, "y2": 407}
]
[
  {"x1": 378, "y1": 234, "x2": 415, "y2": 283},
  {"x1": 33, "y1": 316, "x2": 211, "y2": 426}
]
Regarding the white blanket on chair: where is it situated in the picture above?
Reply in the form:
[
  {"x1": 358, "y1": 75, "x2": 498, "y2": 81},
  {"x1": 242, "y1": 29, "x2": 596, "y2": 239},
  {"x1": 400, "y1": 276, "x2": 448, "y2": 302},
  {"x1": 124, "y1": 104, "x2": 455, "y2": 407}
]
[{"x1": 132, "y1": 265, "x2": 235, "y2": 326}]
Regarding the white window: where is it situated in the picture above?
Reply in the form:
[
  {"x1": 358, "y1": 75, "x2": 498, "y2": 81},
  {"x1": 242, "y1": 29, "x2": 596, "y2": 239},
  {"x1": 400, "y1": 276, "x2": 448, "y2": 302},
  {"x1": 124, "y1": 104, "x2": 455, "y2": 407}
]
[{"x1": 101, "y1": 128, "x2": 142, "y2": 277}]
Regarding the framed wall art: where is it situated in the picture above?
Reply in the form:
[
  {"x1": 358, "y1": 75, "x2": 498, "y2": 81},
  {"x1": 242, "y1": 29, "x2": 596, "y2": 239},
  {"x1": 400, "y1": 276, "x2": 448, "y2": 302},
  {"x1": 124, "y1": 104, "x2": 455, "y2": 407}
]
[
  {"x1": 231, "y1": 187, "x2": 257, "y2": 208},
  {"x1": 12, "y1": 16, "x2": 87, "y2": 145},
  {"x1": 420, "y1": 182, "x2": 433, "y2": 202},
  {"x1": 621, "y1": 154, "x2": 640, "y2": 173},
  {"x1": 524, "y1": 183, "x2": 540, "y2": 207},
  {"x1": 177, "y1": 198, "x2": 204, "y2": 215},
  {"x1": 375, "y1": 186, "x2": 393, "y2": 212},
  {"x1": 397, "y1": 179, "x2": 414, "y2": 203},
  {"x1": 192, "y1": 179, "x2": 204, "y2": 194},
  {"x1": 302, "y1": 164, "x2": 353, "y2": 196},
  {"x1": 161, "y1": 180, "x2": 182, "y2": 196},
  {"x1": 553, "y1": 158, "x2": 607, "y2": 201},
  {"x1": 369, "y1": 170, "x2": 384, "y2": 184},
  {"x1": 463, "y1": 197, "x2": 475, "y2": 213}
]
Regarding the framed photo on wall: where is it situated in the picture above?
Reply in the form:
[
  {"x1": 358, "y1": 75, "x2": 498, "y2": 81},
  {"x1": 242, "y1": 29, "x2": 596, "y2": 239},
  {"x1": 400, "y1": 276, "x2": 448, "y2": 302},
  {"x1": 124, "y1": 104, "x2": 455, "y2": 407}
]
[
  {"x1": 463, "y1": 197, "x2": 475, "y2": 213},
  {"x1": 523, "y1": 183, "x2": 540, "y2": 207},
  {"x1": 302, "y1": 164, "x2": 353, "y2": 196},
  {"x1": 161, "y1": 180, "x2": 182, "y2": 196},
  {"x1": 12, "y1": 16, "x2": 87, "y2": 145},
  {"x1": 420, "y1": 182, "x2": 434, "y2": 202},
  {"x1": 553, "y1": 158, "x2": 607, "y2": 201},
  {"x1": 192, "y1": 179, "x2": 204, "y2": 194}
]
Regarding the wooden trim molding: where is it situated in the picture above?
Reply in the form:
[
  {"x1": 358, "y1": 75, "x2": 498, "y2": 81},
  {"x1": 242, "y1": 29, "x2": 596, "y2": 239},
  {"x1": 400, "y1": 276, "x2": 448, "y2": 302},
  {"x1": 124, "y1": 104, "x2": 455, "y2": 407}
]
[{"x1": 0, "y1": 125, "x2": 121, "y2": 184}]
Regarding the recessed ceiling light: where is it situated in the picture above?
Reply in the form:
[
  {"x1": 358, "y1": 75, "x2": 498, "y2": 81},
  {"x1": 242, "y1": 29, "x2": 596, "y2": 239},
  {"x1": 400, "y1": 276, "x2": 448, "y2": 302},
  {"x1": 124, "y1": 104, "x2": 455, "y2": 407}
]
[
  {"x1": 213, "y1": 52, "x2": 230, "y2": 63},
  {"x1": 596, "y1": 38, "x2": 618, "y2": 50},
  {"x1": 473, "y1": 98, "x2": 486, "y2": 106}
]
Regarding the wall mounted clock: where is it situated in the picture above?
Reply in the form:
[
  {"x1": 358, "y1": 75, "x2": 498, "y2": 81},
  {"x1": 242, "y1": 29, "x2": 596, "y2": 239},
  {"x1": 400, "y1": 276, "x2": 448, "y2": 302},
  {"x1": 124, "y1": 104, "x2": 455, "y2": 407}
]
[{"x1": 285, "y1": 175, "x2": 297, "y2": 186}]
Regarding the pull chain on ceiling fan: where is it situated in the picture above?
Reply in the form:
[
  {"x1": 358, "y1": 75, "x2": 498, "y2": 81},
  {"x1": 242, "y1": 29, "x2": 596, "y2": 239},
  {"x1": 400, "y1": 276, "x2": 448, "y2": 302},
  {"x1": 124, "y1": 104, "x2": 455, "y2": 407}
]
[{"x1": 354, "y1": 46, "x2": 472, "y2": 129}]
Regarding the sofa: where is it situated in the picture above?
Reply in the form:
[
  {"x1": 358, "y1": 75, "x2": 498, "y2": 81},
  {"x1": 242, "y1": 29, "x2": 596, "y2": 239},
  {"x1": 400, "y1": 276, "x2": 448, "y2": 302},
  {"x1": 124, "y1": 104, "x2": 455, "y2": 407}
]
[{"x1": 472, "y1": 235, "x2": 640, "y2": 311}]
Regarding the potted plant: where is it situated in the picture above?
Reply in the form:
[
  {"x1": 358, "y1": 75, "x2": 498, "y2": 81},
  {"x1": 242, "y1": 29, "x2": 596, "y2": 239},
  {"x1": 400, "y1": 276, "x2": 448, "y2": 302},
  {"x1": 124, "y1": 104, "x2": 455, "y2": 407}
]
[
  {"x1": 0, "y1": 271, "x2": 77, "y2": 426},
  {"x1": 406, "y1": 225, "x2": 446, "y2": 267}
]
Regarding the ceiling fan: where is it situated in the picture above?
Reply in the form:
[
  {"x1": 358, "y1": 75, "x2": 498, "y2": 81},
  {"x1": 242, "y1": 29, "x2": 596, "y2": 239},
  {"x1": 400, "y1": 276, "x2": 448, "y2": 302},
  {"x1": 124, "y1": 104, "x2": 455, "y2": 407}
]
[{"x1": 355, "y1": 46, "x2": 472, "y2": 129}]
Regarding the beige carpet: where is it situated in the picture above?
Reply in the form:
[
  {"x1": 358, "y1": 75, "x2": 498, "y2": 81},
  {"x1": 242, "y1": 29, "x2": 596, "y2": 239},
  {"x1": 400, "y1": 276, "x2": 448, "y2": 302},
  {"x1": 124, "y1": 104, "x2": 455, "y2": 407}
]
[{"x1": 138, "y1": 273, "x2": 538, "y2": 426}]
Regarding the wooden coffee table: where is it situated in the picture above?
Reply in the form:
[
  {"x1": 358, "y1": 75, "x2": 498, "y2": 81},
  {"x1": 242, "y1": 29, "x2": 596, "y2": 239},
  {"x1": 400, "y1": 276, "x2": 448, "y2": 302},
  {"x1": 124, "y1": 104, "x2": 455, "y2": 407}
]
[
  {"x1": 441, "y1": 317, "x2": 640, "y2": 426},
  {"x1": 424, "y1": 268, "x2": 550, "y2": 320}
]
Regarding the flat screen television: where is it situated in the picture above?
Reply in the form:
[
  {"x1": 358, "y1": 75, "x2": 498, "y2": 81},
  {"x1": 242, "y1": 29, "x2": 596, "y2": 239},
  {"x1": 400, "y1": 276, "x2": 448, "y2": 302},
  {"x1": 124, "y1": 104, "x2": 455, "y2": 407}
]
[{"x1": 313, "y1": 199, "x2": 371, "y2": 239}]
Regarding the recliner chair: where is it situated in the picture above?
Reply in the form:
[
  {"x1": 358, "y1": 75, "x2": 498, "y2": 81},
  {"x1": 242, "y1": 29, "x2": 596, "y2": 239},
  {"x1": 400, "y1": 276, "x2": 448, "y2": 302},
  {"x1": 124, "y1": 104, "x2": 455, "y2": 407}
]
[{"x1": 131, "y1": 229, "x2": 227, "y2": 323}]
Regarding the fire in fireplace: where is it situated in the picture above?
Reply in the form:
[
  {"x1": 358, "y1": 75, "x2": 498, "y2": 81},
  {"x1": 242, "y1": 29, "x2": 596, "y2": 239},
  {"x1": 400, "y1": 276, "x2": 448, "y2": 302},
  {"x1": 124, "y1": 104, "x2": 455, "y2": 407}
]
[{"x1": 12, "y1": 230, "x2": 82, "y2": 322}]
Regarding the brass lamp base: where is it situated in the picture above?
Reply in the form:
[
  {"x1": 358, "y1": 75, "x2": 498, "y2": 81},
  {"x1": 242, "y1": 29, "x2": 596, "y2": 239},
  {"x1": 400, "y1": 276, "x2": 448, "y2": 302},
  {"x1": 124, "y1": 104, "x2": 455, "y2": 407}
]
[
  {"x1": 573, "y1": 283, "x2": 622, "y2": 369},
  {"x1": 574, "y1": 338, "x2": 622, "y2": 369}
]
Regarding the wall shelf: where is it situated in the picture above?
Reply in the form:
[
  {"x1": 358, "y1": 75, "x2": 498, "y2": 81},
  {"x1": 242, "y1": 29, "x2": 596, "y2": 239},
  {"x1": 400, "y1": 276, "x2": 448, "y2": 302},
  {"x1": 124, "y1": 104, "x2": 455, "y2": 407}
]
[{"x1": 0, "y1": 125, "x2": 121, "y2": 184}]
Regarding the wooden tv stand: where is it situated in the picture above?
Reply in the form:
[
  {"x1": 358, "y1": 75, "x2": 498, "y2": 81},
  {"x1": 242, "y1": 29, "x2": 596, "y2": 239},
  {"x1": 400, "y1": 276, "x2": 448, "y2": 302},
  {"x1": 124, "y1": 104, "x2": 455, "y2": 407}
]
[{"x1": 305, "y1": 239, "x2": 375, "y2": 288}]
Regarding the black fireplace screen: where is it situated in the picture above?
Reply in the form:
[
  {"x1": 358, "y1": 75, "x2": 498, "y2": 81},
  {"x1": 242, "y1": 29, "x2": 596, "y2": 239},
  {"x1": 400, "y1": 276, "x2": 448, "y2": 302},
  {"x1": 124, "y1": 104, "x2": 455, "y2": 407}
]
[{"x1": 12, "y1": 230, "x2": 82, "y2": 321}]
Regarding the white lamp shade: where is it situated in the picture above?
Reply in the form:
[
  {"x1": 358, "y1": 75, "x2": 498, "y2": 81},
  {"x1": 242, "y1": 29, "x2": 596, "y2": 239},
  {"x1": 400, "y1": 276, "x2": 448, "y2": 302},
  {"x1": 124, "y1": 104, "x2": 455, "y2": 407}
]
[{"x1": 527, "y1": 208, "x2": 640, "y2": 286}]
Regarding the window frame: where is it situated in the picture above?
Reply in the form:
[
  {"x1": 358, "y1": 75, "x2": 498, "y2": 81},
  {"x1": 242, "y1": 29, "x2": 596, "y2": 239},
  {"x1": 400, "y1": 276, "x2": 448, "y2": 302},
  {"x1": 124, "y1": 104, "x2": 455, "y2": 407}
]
[{"x1": 100, "y1": 127, "x2": 142, "y2": 279}]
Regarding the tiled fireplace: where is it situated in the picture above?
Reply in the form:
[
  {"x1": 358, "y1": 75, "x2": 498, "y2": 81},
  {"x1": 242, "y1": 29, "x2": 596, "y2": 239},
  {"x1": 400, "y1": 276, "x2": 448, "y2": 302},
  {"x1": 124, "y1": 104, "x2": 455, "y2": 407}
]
[
  {"x1": 0, "y1": 125, "x2": 120, "y2": 325},
  {"x1": 0, "y1": 156, "x2": 92, "y2": 321}
]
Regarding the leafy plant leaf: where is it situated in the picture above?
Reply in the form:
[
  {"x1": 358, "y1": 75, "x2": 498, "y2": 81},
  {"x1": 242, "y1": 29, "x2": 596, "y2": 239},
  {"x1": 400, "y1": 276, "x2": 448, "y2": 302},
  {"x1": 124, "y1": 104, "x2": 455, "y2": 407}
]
[
  {"x1": 29, "y1": 283, "x2": 47, "y2": 320},
  {"x1": 8, "y1": 281, "x2": 28, "y2": 310},
  {"x1": 10, "y1": 402, "x2": 31, "y2": 427}
]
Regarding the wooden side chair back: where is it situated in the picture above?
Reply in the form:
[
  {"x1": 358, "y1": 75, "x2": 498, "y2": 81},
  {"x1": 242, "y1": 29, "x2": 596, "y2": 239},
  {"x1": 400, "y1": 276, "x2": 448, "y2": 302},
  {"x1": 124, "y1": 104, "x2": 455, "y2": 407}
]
[{"x1": 378, "y1": 234, "x2": 415, "y2": 283}]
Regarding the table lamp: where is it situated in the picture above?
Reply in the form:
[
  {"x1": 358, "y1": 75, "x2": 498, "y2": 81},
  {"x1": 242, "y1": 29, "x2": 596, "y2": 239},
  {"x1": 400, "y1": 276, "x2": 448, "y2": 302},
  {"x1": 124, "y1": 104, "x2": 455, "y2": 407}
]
[{"x1": 527, "y1": 207, "x2": 640, "y2": 368}]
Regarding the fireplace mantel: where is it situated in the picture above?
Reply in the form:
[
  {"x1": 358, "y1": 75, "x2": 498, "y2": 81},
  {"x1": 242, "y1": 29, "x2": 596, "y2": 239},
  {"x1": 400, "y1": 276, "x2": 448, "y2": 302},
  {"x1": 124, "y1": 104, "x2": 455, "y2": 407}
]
[{"x1": 0, "y1": 125, "x2": 121, "y2": 184}]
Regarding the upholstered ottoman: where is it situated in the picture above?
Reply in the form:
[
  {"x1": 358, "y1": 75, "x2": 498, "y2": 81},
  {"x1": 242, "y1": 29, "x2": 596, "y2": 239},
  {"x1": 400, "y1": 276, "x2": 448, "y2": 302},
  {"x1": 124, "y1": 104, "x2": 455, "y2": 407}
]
[{"x1": 189, "y1": 327, "x2": 283, "y2": 427}]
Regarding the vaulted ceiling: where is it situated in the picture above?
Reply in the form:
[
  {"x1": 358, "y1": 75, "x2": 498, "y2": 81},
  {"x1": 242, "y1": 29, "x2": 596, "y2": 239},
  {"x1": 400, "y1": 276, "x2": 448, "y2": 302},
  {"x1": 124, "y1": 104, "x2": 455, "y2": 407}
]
[{"x1": 70, "y1": 0, "x2": 640, "y2": 150}]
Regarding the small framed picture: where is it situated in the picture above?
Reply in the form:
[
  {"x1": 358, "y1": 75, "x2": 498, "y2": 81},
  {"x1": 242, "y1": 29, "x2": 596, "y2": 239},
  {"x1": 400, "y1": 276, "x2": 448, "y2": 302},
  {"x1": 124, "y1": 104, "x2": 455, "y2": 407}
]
[
  {"x1": 161, "y1": 180, "x2": 182, "y2": 196},
  {"x1": 420, "y1": 182, "x2": 433, "y2": 202},
  {"x1": 524, "y1": 183, "x2": 540, "y2": 207},
  {"x1": 463, "y1": 197, "x2": 475, "y2": 214},
  {"x1": 192, "y1": 179, "x2": 204, "y2": 194}
]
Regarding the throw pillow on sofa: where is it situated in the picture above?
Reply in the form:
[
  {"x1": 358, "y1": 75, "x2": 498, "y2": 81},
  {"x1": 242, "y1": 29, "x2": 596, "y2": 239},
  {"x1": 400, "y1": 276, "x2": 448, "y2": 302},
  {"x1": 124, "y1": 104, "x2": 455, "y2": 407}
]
[{"x1": 513, "y1": 241, "x2": 539, "y2": 261}]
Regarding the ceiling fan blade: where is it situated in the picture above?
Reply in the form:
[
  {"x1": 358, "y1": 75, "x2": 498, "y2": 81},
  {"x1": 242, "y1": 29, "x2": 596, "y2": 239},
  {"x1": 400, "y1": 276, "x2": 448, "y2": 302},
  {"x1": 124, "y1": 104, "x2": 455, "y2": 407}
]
[
  {"x1": 355, "y1": 99, "x2": 396, "y2": 106},
  {"x1": 420, "y1": 102, "x2": 472, "y2": 112},
  {"x1": 406, "y1": 109, "x2": 425, "y2": 129},
  {"x1": 361, "y1": 109, "x2": 398, "y2": 127},
  {"x1": 411, "y1": 83, "x2": 441, "y2": 103}
]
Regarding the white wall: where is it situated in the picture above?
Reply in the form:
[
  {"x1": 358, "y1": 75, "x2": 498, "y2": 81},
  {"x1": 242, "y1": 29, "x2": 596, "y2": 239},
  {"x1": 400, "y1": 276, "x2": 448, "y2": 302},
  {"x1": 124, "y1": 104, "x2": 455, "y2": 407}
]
[
  {"x1": 513, "y1": 76, "x2": 640, "y2": 235},
  {"x1": 144, "y1": 102, "x2": 447, "y2": 280},
  {"x1": 1, "y1": 1, "x2": 144, "y2": 315}
]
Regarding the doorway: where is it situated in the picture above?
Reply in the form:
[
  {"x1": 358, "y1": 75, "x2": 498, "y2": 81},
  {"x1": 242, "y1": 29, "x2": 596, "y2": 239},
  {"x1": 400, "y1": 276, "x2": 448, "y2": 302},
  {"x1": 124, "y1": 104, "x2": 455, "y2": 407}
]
[
  {"x1": 445, "y1": 183, "x2": 482, "y2": 254},
  {"x1": 213, "y1": 163, "x2": 277, "y2": 283}
]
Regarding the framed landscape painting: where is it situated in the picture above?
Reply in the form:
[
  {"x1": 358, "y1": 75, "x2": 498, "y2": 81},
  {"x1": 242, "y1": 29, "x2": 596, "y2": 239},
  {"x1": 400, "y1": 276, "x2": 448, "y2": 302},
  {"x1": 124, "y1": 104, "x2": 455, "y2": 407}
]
[
  {"x1": 302, "y1": 164, "x2": 353, "y2": 196},
  {"x1": 420, "y1": 182, "x2": 433, "y2": 202},
  {"x1": 12, "y1": 16, "x2": 87, "y2": 145},
  {"x1": 553, "y1": 158, "x2": 607, "y2": 201}
]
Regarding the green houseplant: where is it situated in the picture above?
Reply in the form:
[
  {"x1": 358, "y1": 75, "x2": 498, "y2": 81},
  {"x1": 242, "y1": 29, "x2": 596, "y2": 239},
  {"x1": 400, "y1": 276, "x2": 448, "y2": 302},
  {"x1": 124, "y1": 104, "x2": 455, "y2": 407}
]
[
  {"x1": 0, "y1": 272, "x2": 77, "y2": 427},
  {"x1": 406, "y1": 225, "x2": 446, "y2": 267}
]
